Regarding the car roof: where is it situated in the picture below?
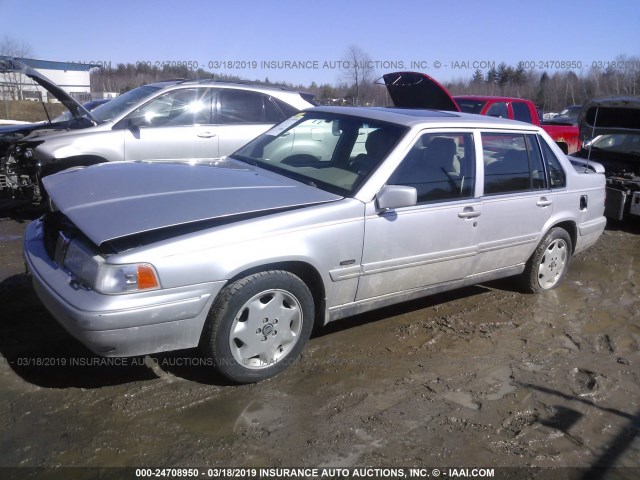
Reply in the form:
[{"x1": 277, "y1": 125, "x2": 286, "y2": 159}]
[
  {"x1": 154, "y1": 78, "x2": 307, "y2": 96},
  {"x1": 454, "y1": 95, "x2": 530, "y2": 102},
  {"x1": 308, "y1": 106, "x2": 541, "y2": 130}
]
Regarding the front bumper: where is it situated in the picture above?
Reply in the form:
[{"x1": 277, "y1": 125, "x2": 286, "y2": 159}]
[{"x1": 24, "y1": 218, "x2": 225, "y2": 357}]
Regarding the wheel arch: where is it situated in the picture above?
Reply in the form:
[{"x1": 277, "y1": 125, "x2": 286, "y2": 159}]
[
  {"x1": 223, "y1": 260, "x2": 327, "y2": 327},
  {"x1": 547, "y1": 220, "x2": 577, "y2": 253}
]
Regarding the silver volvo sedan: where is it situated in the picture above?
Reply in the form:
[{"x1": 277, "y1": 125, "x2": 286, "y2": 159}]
[{"x1": 23, "y1": 106, "x2": 607, "y2": 383}]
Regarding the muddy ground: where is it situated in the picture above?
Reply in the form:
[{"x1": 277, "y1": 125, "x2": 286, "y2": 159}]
[{"x1": 0, "y1": 204, "x2": 639, "y2": 477}]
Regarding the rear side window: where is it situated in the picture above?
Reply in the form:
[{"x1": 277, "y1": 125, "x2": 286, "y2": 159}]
[
  {"x1": 216, "y1": 89, "x2": 265, "y2": 124},
  {"x1": 273, "y1": 97, "x2": 300, "y2": 119},
  {"x1": 482, "y1": 132, "x2": 547, "y2": 195},
  {"x1": 538, "y1": 136, "x2": 567, "y2": 188},
  {"x1": 512, "y1": 102, "x2": 533, "y2": 123}
]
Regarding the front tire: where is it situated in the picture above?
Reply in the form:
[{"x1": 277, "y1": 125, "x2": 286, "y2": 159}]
[
  {"x1": 522, "y1": 227, "x2": 572, "y2": 293},
  {"x1": 202, "y1": 270, "x2": 314, "y2": 383}
]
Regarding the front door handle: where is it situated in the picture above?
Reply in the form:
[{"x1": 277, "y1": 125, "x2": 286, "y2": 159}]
[
  {"x1": 536, "y1": 197, "x2": 552, "y2": 207},
  {"x1": 458, "y1": 208, "x2": 481, "y2": 219},
  {"x1": 197, "y1": 131, "x2": 217, "y2": 138}
]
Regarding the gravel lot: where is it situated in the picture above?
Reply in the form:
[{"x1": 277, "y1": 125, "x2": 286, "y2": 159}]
[{"x1": 0, "y1": 205, "x2": 639, "y2": 478}]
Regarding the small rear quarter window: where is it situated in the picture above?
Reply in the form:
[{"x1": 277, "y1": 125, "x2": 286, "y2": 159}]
[{"x1": 538, "y1": 136, "x2": 566, "y2": 188}]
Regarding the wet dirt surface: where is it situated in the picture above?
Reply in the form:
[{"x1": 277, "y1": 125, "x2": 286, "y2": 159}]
[{"x1": 0, "y1": 206, "x2": 639, "y2": 475}]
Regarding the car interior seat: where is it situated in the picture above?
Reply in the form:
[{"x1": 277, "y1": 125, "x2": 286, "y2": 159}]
[{"x1": 350, "y1": 128, "x2": 397, "y2": 175}]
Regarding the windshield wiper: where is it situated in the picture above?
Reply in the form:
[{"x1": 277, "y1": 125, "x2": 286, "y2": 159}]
[{"x1": 228, "y1": 154, "x2": 259, "y2": 167}]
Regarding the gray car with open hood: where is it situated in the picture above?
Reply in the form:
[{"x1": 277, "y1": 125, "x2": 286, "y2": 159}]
[
  {"x1": 24, "y1": 106, "x2": 607, "y2": 383},
  {"x1": 569, "y1": 95, "x2": 640, "y2": 220}
]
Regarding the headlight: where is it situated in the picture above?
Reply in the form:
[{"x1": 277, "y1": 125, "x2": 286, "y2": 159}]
[
  {"x1": 62, "y1": 239, "x2": 160, "y2": 294},
  {"x1": 94, "y1": 263, "x2": 160, "y2": 294}
]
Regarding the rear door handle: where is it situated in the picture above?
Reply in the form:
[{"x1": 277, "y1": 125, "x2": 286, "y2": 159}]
[
  {"x1": 458, "y1": 208, "x2": 481, "y2": 219},
  {"x1": 536, "y1": 198, "x2": 552, "y2": 207}
]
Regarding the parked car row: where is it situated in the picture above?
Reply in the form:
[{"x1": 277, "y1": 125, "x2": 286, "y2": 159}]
[
  {"x1": 0, "y1": 58, "x2": 315, "y2": 203},
  {"x1": 1, "y1": 62, "x2": 636, "y2": 220}
]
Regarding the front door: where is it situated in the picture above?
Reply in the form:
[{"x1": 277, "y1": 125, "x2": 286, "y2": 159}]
[
  {"x1": 356, "y1": 131, "x2": 480, "y2": 300},
  {"x1": 123, "y1": 88, "x2": 218, "y2": 162}
]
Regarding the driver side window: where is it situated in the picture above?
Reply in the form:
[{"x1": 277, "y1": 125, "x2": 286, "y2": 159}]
[
  {"x1": 131, "y1": 89, "x2": 212, "y2": 127},
  {"x1": 389, "y1": 132, "x2": 476, "y2": 204}
]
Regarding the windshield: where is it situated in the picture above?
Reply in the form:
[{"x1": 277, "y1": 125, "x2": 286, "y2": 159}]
[
  {"x1": 51, "y1": 99, "x2": 110, "y2": 123},
  {"x1": 231, "y1": 112, "x2": 407, "y2": 196},
  {"x1": 589, "y1": 134, "x2": 640, "y2": 155},
  {"x1": 455, "y1": 99, "x2": 487, "y2": 114},
  {"x1": 90, "y1": 85, "x2": 162, "y2": 122}
]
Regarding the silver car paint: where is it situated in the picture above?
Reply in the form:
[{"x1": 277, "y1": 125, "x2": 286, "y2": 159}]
[
  {"x1": 24, "y1": 108, "x2": 607, "y2": 358},
  {"x1": 44, "y1": 160, "x2": 341, "y2": 246},
  {"x1": 32, "y1": 83, "x2": 313, "y2": 165}
]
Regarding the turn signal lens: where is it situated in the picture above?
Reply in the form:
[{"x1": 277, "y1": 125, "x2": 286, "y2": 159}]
[{"x1": 137, "y1": 264, "x2": 160, "y2": 290}]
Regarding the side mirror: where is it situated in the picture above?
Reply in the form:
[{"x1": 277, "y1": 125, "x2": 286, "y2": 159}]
[{"x1": 376, "y1": 185, "x2": 417, "y2": 211}]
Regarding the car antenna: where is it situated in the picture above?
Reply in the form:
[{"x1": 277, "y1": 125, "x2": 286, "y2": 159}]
[{"x1": 585, "y1": 106, "x2": 598, "y2": 173}]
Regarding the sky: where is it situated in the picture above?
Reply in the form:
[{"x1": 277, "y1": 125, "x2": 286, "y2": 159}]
[{"x1": 1, "y1": 0, "x2": 639, "y2": 87}]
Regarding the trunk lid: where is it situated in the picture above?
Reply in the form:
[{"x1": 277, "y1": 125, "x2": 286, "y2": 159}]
[{"x1": 382, "y1": 71, "x2": 460, "y2": 112}]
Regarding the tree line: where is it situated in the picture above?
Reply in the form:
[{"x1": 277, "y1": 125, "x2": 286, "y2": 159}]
[
  {"x1": 2, "y1": 35, "x2": 638, "y2": 114},
  {"x1": 90, "y1": 55, "x2": 640, "y2": 113},
  {"x1": 445, "y1": 56, "x2": 640, "y2": 112}
]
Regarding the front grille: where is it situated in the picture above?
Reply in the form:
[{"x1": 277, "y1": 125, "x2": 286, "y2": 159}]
[{"x1": 42, "y1": 211, "x2": 78, "y2": 262}]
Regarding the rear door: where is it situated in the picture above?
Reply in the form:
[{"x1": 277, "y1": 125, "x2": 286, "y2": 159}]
[
  {"x1": 214, "y1": 89, "x2": 293, "y2": 157},
  {"x1": 471, "y1": 131, "x2": 553, "y2": 274}
]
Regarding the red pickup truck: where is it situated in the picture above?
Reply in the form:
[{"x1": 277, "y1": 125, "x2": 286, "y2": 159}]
[
  {"x1": 455, "y1": 96, "x2": 581, "y2": 154},
  {"x1": 382, "y1": 72, "x2": 581, "y2": 154}
]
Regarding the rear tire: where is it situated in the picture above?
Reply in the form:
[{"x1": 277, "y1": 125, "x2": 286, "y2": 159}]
[
  {"x1": 521, "y1": 227, "x2": 572, "y2": 293},
  {"x1": 202, "y1": 270, "x2": 314, "y2": 383}
]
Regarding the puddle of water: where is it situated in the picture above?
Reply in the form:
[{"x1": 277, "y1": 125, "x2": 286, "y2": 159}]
[
  {"x1": 484, "y1": 366, "x2": 516, "y2": 401},
  {"x1": 177, "y1": 392, "x2": 288, "y2": 437},
  {"x1": 442, "y1": 391, "x2": 480, "y2": 410}
]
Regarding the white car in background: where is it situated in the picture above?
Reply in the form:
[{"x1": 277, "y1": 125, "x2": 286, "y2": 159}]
[{"x1": 13, "y1": 79, "x2": 315, "y2": 176}]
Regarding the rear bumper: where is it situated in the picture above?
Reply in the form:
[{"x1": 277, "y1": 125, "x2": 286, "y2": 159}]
[
  {"x1": 574, "y1": 216, "x2": 607, "y2": 255},
  {"x1": 24, "y1": 219, "x2": 224, "y2": 357}
]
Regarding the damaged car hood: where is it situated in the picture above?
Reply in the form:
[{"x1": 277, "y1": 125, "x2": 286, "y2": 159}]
[
  {"x1": 578, "y1": 96, "x2": 640, "y2": 142},
  {"x1": 43, "y1": 160, "x2": 342, "y2": 246}
]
